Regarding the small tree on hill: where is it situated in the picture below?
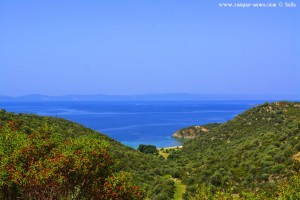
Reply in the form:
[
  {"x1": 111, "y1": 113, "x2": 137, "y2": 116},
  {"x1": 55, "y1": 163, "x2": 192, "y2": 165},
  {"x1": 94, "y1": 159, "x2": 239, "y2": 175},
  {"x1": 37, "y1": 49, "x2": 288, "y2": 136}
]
[{"x1": 138, "y1": 144, "x2": 158, "y2": 154}]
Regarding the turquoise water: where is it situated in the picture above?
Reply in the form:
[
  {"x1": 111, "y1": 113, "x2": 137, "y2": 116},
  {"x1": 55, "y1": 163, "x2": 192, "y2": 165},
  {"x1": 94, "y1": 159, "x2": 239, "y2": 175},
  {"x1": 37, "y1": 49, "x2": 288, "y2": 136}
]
[{"x1": 0, "y1": 101, "x2": 263, "y2": 148}]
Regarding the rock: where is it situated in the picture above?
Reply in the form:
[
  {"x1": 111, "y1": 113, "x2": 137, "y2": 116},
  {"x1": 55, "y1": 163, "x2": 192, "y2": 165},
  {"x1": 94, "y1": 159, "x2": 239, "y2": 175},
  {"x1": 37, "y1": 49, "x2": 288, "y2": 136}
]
[{"x1": 172, "y1": 126, "x2": 209, "y2": 139}]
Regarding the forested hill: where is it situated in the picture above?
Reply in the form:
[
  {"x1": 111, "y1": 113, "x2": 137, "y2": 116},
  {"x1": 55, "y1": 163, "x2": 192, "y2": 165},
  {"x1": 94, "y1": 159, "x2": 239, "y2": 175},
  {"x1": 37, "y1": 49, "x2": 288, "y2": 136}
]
[
  {"x1": 1, "y1": 101, "x2": 300, "y2": 199},
  {"x1": 168, "y1": 101, "x2": 300, "y2": 199},
  {"x1": 0, "y1": 109, "x2": 175, "y2": 199}
]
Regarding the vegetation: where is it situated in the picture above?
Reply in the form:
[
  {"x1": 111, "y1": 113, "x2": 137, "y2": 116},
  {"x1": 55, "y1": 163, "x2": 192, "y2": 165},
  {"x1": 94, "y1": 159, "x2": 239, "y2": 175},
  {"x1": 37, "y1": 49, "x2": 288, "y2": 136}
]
[
  {"x1": 173, "y1": 178, "x2": 186, "y2": 200},
  {"x1": 0, "y1": 109, "x2": 145, "y2": 199},
  {"x1": 168, "y1": 101, "x2": 300, "y2": 198},
  {"x1": 159, "y1": 146, "x2": 182, "y2": 159},
  {"x1": 0, "y1": 101, "x2": 300, "y2": 199},
  {"x1": 189, "y1": 175, "x2": 300, "y2": 199},
  {"x1": 0, "y1": 109, "x2": 174, "y2": 199},
  {"x1": 138, "y1": 144, "x2": 158, "y2": 154}
]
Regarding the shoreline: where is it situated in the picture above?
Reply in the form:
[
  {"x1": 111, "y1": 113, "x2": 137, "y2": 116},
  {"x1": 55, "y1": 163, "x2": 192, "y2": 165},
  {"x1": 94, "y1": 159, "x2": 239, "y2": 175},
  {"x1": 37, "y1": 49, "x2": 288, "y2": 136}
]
[{"x1": 157, "y1": 145, "x2": 183, "y2": 150}]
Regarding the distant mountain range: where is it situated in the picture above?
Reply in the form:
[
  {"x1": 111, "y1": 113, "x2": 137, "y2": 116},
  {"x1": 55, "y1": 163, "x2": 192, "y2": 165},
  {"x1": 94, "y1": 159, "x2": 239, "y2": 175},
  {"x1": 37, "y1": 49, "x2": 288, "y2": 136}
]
[{"x1": 0, "y1": 93, "x2": 299, "y2": 101}]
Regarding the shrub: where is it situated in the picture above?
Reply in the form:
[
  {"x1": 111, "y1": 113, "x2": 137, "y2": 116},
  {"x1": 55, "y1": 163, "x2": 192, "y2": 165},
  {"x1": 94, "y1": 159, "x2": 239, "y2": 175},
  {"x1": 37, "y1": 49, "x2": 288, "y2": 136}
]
[{"x1": 0, "y1": 123, "x2": 145, "y2": 199}]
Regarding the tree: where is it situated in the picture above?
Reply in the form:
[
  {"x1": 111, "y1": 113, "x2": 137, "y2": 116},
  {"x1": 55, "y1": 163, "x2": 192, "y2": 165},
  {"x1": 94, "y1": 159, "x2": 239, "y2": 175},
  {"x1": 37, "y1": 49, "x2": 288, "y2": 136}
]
[{"x1": 138, "y1": 144, "x2": 158, "y2": 154}]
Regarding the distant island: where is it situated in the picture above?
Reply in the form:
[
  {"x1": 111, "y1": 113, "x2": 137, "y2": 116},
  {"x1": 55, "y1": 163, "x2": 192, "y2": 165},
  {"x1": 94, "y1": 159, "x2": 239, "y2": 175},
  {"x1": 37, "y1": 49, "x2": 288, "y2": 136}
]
[{"x1": 1, "y1": 93, "x2": 299, "y2": 101}]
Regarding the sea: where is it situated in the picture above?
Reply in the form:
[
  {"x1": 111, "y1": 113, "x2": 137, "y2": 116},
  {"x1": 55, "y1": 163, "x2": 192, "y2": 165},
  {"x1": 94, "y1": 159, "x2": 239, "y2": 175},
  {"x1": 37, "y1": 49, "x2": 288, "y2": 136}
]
[{"x1": 0, "y1": 101, "x2": 264, "y2": 148}]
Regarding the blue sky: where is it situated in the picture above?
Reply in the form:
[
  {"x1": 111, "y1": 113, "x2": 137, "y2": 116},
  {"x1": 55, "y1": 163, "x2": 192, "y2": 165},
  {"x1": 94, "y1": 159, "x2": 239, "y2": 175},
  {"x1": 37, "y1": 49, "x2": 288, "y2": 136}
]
[{"x1": 0, "y1": 0, "x2": 299, "y2": 96}]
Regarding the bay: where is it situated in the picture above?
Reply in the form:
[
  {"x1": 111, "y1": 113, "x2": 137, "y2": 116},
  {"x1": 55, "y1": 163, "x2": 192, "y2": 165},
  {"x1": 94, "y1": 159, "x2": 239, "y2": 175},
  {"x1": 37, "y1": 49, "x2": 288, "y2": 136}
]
[{"x1": 0, "y1": 101, "x2": 263, "y2": 148}]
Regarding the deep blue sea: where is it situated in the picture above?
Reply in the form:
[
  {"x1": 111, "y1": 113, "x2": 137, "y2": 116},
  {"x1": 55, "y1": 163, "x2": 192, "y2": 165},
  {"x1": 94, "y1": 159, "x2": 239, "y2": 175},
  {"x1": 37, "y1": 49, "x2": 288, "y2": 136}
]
[{"x1": 0, "y1": 101, "x2": 264, "y2": 148}]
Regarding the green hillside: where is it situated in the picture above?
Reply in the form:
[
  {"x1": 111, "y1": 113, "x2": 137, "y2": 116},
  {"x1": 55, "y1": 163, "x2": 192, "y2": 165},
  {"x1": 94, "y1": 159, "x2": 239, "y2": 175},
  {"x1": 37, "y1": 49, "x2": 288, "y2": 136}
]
[
  {"x1": 0, "y1": 109, "x2": 175, "y2": 199},
  {"x1": 168, "y1": 101, "x2": 300, "y2": 199},
  {"x1": 1, "y1": 101, "x2": 300, "y2": 199}
]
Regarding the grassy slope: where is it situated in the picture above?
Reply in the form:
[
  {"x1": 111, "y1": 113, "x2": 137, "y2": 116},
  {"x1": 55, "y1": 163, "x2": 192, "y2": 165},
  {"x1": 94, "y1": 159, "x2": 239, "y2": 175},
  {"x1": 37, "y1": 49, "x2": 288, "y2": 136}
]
[
  {"x1": 173, "y1": 178, "x2": 186, "y2": 200},
  {"x1": 158, "y1": 146, "x2": 182, "y2": 159}
]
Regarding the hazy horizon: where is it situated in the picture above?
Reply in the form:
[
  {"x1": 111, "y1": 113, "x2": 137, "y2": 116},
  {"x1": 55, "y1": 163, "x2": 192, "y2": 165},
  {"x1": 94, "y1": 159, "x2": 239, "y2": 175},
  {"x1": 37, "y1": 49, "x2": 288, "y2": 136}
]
[
  {"x1": 1, "y1": 93, "x2": 300, "y2": 102},
  {"x1": 1, "y1": 0, "x2": 299, "y2": 96},
  {"x1": 2, "y1": 92, "x2": 300, "y2": 97}
]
